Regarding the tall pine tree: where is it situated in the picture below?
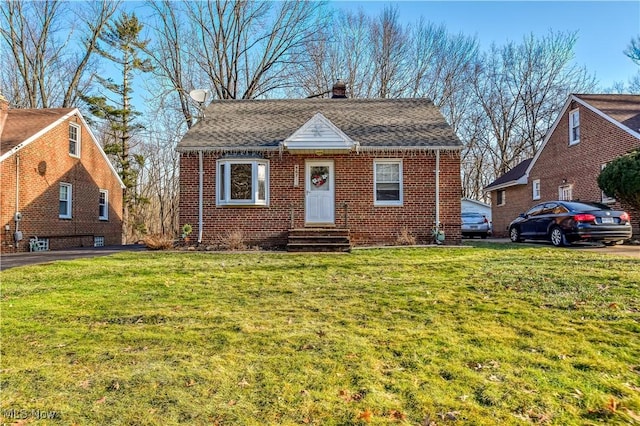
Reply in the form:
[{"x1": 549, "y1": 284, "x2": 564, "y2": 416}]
[{"x1": 82, "y1": 12, "x2": 152, "y2": 242}]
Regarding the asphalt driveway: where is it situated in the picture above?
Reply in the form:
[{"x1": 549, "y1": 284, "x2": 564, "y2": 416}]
[{"x1": 0, "y1": 244, "x2": 147, "y2": 271}]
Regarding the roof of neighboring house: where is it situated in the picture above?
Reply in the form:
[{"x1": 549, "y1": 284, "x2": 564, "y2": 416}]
[
  {"x1": 0, "y1": 106, "x2": 125, "y2": 188},
  {"x1": 484, "y1": 158, "x2": 532, "y2": 192},
  {"x1": 575, "y1": 94, "x2": 640, "y2": 135},
  {"x1": 1, "y1": 108, "x2": 75, "y2": 156},
  {"x1": 177, "y1": 98, "x2": 463, "y2": 152}
]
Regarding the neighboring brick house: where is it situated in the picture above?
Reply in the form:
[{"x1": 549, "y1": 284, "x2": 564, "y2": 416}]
[
  {"x1": 177, "y1": 85, "x2": 463, "y2": 249},
  {"x1": 485, "y1": 94, "x2": 640, "y2": 238},
  {"x1": 0, "y1": 97, "x2": 124, "y2": 253}
]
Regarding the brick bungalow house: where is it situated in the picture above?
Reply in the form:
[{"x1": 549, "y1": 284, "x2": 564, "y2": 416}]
[
  {"x1": 0, "y1": 97, "x2": 124, "y2": 253},
  {"x1": 485, "y1": 94, "x2": 640, "y2": 238},
  {"x1": 178, "y1": 85, "x2": 463, "y2": 249}
]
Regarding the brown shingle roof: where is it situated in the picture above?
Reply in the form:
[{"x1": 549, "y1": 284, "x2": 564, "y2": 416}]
[
  {"x1": 177, "y1": 98, "x2": 462, "y2": 151},
  {"x1": 1, "y1": 108, "x2": 75, "y2": 156},
  {"x1": 484, "y1": 158, "x2": 532, "y2": 191},
  {"x1": 575, "y1": 94, "x2": 640, "y2": 135}
]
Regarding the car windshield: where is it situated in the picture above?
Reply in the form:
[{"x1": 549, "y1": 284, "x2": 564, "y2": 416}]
[{"x1": 462, "y1": 213, "x2": 485, "y2": 223}]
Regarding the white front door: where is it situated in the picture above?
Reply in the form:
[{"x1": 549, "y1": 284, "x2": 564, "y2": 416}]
[{"x1": 305, "y1": 160, "x2": 335, "y2": 224}]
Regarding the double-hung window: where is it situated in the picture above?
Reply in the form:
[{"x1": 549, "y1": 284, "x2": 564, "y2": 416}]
[
  {"x1": 59, "y1": 183, "x2": 72, "y2": 219},
  {"x1": 532, "y1": 179, "x2": 541, "y2": 200},
  {"x1": 374, "y1": 159, "x2": 402, "y2": 206},
  {"x1": 69, "y1": 123, "x2": 81, "y2": 157},
  {"x1": 497, "y1": 190, "x2": 506, "y2": 206},
  {"x1": 217, "y1": 159, "x2": 269, "y2": 206},
  {"x1": 99, "y1": 189, "x2": 109, "y2": 220},
  {"x1": 569, "y1": 109, "x2": 580, "y2": 145}
]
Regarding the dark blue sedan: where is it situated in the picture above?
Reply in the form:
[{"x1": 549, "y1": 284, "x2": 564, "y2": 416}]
[{"x1": 508, "y1": 201, "x2": 632, "y2": 247}]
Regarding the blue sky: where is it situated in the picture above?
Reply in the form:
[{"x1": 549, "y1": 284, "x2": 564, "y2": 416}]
[{"x1": 334, "y1": 1, "x2": 640, "y2": 89}]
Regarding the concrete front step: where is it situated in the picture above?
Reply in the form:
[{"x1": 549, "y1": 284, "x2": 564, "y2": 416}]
[{"x1": 287, "y1": 228, "x2": 351, "y2": 252}]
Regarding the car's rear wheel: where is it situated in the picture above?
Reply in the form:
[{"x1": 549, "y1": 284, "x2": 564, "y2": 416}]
[
  {"x1": 550, "y1": 226, "x2": 566, "y2": 247},
  {"x1": 509, "y1": 227, "x2": 522, "y2": 243}
]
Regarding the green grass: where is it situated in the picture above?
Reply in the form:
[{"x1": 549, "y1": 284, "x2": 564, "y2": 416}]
[{"x1": 1, "y1": 244, "x2": 639, "y2": 425}]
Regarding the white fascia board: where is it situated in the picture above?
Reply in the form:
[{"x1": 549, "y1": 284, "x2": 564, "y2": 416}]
[
  {"x1": 76, "y1": 112, "x2": 126, "y2": 189},
  {"x1": 573, "y1": 96, "x2": 640, "y2": 140},
  {"x1": 483, "y1": 175, "x2": 528, "y2": 193},
  {"x1": 0, "y1": 109, "x2": 79, "y2": 163},
  {"x1": 524, "y1": 96, "x2": 574, "y2": 178}
]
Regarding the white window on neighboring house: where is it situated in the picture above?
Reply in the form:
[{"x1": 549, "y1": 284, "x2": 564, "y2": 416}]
[
  {"x1": 94, "y1": 236, "x2": 105, "y2": 247},
  {"x1": 59, "y1": 183, "x2": 72, "y2": 218},
  {"x1": 374, "y1": 159, "x2": 403, "y2": 206},
  {"x1": 99, "y1": 189, "x2": 109, "y2": 220},
  {"x1": 217, "y1": 159, "x2": 269, "y2": 206},
  {"x1": 497, "y1": 190, "x2": 506, "y2": 206},
  {"x1": 569, "y1": 109, "x2": 580, "y2": 145},
  {"x1": 600, "y1": 164, "x2": 616, "y2": 204},
  {"x1": 532, "y1": 179, "x2": 541, "y2": 200},
  {"x1": 558, "y1": 184, "x2": 573, "y2": 201},
  {"x1": 69, "y1": 123, "x2": 81, "y2": 157}
]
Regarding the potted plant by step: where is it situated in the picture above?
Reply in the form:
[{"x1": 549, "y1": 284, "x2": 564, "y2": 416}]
[{"x1": 181, "y1": 224, "x2": 193, "y2": 245}]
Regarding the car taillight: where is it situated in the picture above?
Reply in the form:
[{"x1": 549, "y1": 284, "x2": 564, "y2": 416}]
[
  {"x1": 483, "y1": 217, "x2": 488, "y2": 223},
  {"x1": 620, "y1": 212, "x2": 630, "y2": 223},
  {"x1": 573, "y1": 214, "x2": 596, "y2": 222}
]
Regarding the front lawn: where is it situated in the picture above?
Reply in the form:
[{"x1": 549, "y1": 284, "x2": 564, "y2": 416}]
[{"x1": 1, "y1": 245, "x2": 639, "y2": 425}]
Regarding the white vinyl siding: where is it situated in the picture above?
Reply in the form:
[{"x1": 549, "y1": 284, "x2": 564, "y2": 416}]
[{"x1": 374, "y1": 160, "x2": 403, "y2": 206}]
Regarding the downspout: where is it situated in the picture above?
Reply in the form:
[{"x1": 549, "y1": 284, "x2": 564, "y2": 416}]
[
  {"x1": 198, "y1": 151, "x2": 204, "y2": 245},
  {"x1": 15, "y1": 153, "x2": 20, "y2": 234},
  {"x1": 435, "y1": 149, "x2": 440, "y2": 228}
]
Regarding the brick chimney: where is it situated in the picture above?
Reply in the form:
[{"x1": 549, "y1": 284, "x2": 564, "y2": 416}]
[{"x1": 331, "y1": 79, "x2": 347, "y2": 99}]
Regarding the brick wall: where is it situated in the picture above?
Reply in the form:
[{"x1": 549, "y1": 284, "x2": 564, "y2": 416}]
[
  {"x1": 179, "y1": 150, "x2": 462, "y2": 248},
  {"x1": 1, "y1": 114, "x2": 124, "y2": 253},
  {"x1": 491, "y1": 100, "x2": 640, "y2": 238}
]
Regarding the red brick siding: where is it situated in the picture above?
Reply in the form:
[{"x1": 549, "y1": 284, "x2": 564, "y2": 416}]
[
  {"x1": 490, "y1": 185, "x2": 531, "y2": 237},
  {"x1": 1, "y1": 115, "x2": 123, "y2": 252},
  {"x1": 491, "y1": 101, "x2": 640, "y2": 238},
  {"x1": 179, "y1": 151, "x2": 462, "y2": 247}
]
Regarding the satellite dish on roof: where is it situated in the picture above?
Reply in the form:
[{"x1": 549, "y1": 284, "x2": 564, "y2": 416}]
[{"x1": 189, "y1": 89, "x2": 209, "y2": 103}]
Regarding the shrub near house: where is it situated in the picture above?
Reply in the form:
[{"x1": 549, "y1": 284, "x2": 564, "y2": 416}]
[
  {"x1": 486, "y1": 94, "x2": 640, "y2": 239},
  {"x1": 178, "y1": 83, "x2": 463, "y2": 249}
]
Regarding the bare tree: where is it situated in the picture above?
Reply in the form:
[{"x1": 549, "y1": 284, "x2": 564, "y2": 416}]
[
  {"x1": 470, "y1": 31, "x2": 596, "y2": 178},
  {"x1": 181, "y1": 0, "x2": 328, "y2": 100},
  {"x1": 0, "y1": 0, "x2": 119, "y2": 108}
]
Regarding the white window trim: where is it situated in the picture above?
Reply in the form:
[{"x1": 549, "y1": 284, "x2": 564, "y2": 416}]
[
  {"x1": 558, "y1": 184, "x2": 573, "y2": 201},
  {"x1": 99, "y1": 189, "x2": 109, "y2": 220},
  {"x1": 532, "y1": 179, "x2": 541, "y2": 200},
  {"x1": 69, "y1": 122, "x2": 81, "y2": 157},
  {"x1": 59, "y1": 182, "x2": 72, "y2": 219},
  {"x1": 497, "y1": 190, "x2": 506, "y2": 206},
  {"x1": 568, "y1": 109, "x2": 580, "y2": 146},
  {"x1": 373, "y1": 159, "x2": 403, "y2": 206},
  {"x1": 216, "y1": 159, "x2": 269, "y2": 206}
]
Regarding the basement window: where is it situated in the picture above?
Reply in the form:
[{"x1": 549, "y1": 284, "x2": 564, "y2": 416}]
[{"x1": 217, "y1": 159, "x2": 269, "y2": 206}]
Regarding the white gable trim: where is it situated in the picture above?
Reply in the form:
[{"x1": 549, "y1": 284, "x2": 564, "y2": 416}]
[
  {"x1": 525, "y1": 94, "x2": 640, "y2": 177},
  {"x1": 0, "y1": 108, "x2": 125, "y2": 189},
  {"x1": 0, "y1": 109, "x2": 78, "y2": 162},
  {"x1": 282, "y1": 112, "x2": 358, "y2": 153}
]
